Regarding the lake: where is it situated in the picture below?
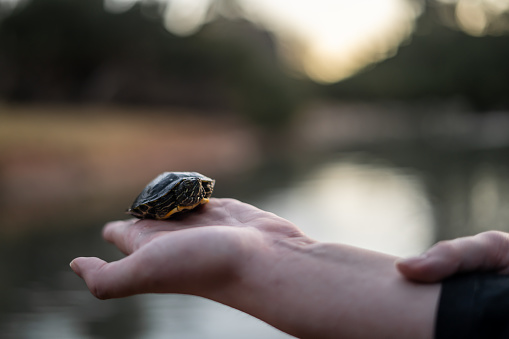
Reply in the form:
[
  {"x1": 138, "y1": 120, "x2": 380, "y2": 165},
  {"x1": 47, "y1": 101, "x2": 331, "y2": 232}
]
[
  {"x1": 2, "y1": 104, "x2": 509, "y2": 338},
  {"x1": 2, "y1": 144, "x2": 509, "y2": 338}
]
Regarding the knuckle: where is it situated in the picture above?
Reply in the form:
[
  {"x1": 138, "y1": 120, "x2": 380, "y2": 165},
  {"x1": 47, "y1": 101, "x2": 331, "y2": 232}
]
[
  {"x1": 430, "y1": 240, "x2": 463, "y2": 266},
  {"x1": 433, "y1": 240, "x2": 457, "y2": 254},
  {"x1": 478, "y1": 230, "x2": 508, "y2": 244},
  {"x1": 476, "y1": 231, "x2": 509, "y2": 265}
]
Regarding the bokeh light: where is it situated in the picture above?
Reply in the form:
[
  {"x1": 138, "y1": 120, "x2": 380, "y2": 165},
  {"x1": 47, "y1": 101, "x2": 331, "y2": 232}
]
[
  {"x1": 259, "y1": 157, "x2": 434, "y2": 257},
  {"x1": 163, "y1": 0, "x2": 213, "y2": 36},
  {"x1": 2, "y1": 0, "x2": 509, "y2": 338},
  {"x1": 239, "y1": 0, "x2": 422, "y2": 83},
  {"x1": 103, "y1": 0, "x2": 422, "y2": 83},
  {"x1": 438, "y1": 0, "x2": 509, "y2": 36}
]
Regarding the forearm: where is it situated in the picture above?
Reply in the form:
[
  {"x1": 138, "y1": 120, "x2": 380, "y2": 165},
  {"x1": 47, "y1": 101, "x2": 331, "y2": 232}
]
[
  {"x1": 74, "y1": 199, "x2": 441, "y2": 338},
  {"x1": 214, "y1": 239, "x2": 440, "y2": 339}
]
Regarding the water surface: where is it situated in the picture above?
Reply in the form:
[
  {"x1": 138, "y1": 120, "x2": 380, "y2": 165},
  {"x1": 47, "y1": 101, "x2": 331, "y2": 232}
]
[{"x1": 2, "y1": 148, "x2": 509, "y2": 338}]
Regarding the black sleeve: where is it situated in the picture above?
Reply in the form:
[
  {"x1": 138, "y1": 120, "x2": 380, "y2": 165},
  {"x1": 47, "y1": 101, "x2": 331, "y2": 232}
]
[{"x1": 436, "y1": 273, "x2": 509, "y2": 339}]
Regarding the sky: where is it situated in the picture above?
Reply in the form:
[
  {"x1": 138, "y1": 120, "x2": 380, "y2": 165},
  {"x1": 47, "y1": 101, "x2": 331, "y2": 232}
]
[
  {"x1": 238, "y1": 0, "x2": 422, "y2": 83},
  {"x1": 17, "y1": 0, "x2": 509, "y2": 84},
  {"x1": 154, "y1": 0, "x2": 422, "y2": 83}
]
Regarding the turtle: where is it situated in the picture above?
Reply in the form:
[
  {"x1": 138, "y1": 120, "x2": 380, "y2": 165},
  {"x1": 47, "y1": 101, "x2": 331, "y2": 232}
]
[{"x1": 127, "y1": 172, "x2": 215, "y2": 220}]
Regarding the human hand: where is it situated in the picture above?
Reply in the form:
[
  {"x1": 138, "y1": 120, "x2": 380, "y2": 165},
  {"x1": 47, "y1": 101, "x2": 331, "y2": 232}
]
[
  {"x1": 396, "y1": 231, "x2": 509, "y2": 283},
  {"x1": 72, "y1": 198, "x2": 440, "y2": 338},
  {"x1": 70, "y1": 198, "x2": 310, "y2": 299}
]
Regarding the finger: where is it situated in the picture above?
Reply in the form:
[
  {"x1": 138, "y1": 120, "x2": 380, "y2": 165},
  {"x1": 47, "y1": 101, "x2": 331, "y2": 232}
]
[
  {"x1": 70, "y1": 256, "x2": 145, "y2": 299},
  {"x1": 100, "y1": 198, "x2": 259, "y2": 255},
  {"x1": 102, "y1": 219, "x2": 145, "y2": 254},
  {"x1": 102, "y1": 219, "x2": 170, "y2": 254},
  {"x1": 396, "y1": 231, "x2": 509, "y2": 283}
]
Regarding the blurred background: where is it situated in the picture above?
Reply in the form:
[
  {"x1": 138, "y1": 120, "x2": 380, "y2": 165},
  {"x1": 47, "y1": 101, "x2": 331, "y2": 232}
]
[{"x1": 1, "y1": 0, "x2": 509, "y2": 337}]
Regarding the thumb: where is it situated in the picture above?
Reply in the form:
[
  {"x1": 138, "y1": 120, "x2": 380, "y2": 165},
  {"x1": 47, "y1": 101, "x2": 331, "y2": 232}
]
[
  {"x1": 70, "y1": 256, "x2": 143, "y2": 299},
  {"x1": 396, "y1": 231, "x2": 509, "y2": 283},
  {"x1": 395, "y1": 253, "x2": 448, "y2": 283}
]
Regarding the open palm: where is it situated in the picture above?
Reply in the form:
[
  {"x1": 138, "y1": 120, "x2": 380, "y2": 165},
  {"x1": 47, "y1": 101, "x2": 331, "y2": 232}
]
[{"x1": 71, "y1": 198, "x2": 309, "y2": 299}]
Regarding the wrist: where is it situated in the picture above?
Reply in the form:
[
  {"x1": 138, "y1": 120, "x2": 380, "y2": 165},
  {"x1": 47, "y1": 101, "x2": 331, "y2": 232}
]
[
  {"x1": 213, "y1": 238, "x2": 440, "y2": 339},
  {"x1": 214, "y1": 235, "x2": 322, "y2": 337}
]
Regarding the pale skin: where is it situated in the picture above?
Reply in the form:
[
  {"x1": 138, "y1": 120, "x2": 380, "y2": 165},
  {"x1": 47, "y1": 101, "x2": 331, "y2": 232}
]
[
  {"x1": 71, "y1": 198, "x2": 440, "y2": 339},
  {"x1": 397, "y1": 230, "x2": 509, "y2": 283}
]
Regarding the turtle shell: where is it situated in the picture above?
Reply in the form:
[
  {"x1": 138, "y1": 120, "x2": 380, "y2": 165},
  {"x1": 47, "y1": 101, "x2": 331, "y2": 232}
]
[{"x1": 127, "y1": 172, "x2": 215, "y2": 220}]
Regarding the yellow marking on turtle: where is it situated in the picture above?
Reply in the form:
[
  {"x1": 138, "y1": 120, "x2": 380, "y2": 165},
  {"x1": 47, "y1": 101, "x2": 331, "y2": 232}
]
[{"x1": 161, "y1": 198, "x2": 210, "y2": 219}]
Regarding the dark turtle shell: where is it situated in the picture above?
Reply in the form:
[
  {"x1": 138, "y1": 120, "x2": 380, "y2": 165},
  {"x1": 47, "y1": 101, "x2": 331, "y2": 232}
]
[{"x1": 127, "y1": 172, "x2": 215, "y2": 220}]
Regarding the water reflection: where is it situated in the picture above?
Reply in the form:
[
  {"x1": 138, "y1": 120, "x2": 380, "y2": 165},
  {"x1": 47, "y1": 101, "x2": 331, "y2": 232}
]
[
  {"x1": 0, "y1": 226, "x2": 144, "y2": 339},
  {"x1": 2, "y1": 286, "x2": 291, "y2": 339},
  {"x1": 258, "y1": 154, "x2": 434, "y2": 257},
  {"x1": 0, "y1": 219, "x2": 294, "y2": 339},
  {"x1": 471, "y1": 165, "x2": 505, "y2": 230},
  {"x1": 140, "y1": 295, "x2": 290, "y2": 339},
  {"x1": 2, "y1": 148, "x2": 509, "y2": 338},
  {"x1": 4, "y1": 291, "x2": 142, "y2": 339},
  {"x1": 428, "y1": 154, "x2": 509, "y2": 239}
]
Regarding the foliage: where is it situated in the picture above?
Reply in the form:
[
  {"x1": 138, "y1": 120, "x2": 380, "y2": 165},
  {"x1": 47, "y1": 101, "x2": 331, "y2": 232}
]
[
  {"x1": 0, "y1": 0, "x2": 302, "y2": 129},
  {"x1": 325, "y1": 4, "x2": 509, "y2": 110},
  {"x1": 1, "y1": 0, "x2": 509, "y2": 128}
]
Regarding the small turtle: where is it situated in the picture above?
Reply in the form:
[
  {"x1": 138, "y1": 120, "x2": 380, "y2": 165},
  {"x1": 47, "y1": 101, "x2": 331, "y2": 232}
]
[{"x1": 127, "y1": 172, "x2": 215, "y2": 220}]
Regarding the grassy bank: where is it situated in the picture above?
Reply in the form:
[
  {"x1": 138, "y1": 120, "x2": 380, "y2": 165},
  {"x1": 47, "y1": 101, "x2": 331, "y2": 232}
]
[{"x1": 0, "y1": 104, "x2": 260, "y2": 234}]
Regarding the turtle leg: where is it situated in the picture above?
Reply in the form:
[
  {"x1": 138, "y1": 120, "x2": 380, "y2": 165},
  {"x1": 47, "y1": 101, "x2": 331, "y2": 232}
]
[
  {"x1": 159, "y1": 200, "x2": 208, "y2": 219},
  {"x1": 156, "y1": 180, "x2": 209, "y2": 219}
]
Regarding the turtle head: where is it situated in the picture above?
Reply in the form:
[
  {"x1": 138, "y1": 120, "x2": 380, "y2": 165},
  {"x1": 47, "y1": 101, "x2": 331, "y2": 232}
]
[
  {"x1": 126, "y1": 204, "x2": 149, "y2": 219},
  {"x1": 126, "y1": 208, "x2": 140, "y2": 218},
  {"x1": 178, "y1": 178, "x2": 205, "y2": 205}
]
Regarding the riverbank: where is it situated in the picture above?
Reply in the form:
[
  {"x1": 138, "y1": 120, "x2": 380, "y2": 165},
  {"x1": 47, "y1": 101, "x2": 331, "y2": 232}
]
[
  {"x1": 3, "y1": 102, "x2": 509, "y2": 235},
  {"x1": 0, "y1": 104, "x2": 261, "y2": 234}
]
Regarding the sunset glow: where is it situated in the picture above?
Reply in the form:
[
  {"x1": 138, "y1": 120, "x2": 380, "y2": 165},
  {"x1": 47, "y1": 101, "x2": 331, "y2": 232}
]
[
  {"x1": 104, "y1": 0, "x2": 422, "y2": 83},
  {"x1": 240, "y1": 0, "x2": 422, "y2": 82}
]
